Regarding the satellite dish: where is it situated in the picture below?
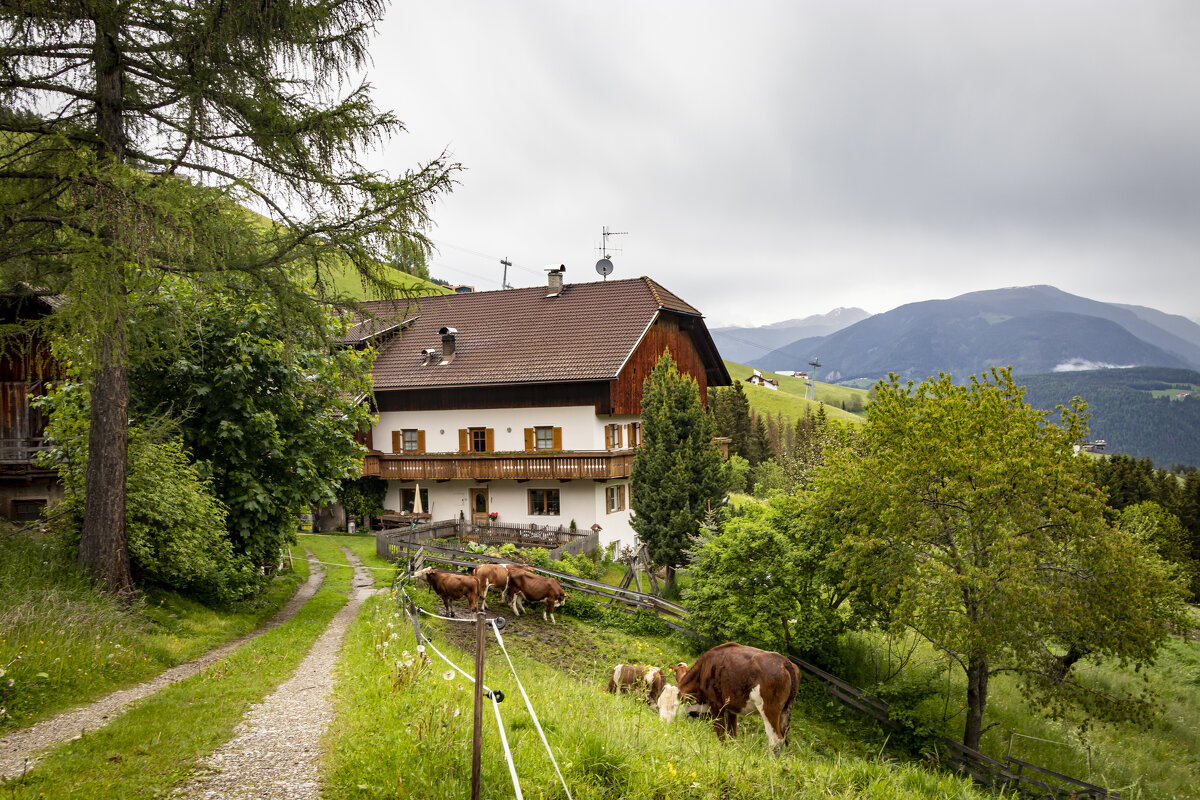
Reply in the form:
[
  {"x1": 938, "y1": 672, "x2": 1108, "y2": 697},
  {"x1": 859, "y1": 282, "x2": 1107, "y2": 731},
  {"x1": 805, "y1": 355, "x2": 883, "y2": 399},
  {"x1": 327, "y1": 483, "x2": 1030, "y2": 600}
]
[{"x1": 595, "y1": 258, "x2": 614, "y2": 278}]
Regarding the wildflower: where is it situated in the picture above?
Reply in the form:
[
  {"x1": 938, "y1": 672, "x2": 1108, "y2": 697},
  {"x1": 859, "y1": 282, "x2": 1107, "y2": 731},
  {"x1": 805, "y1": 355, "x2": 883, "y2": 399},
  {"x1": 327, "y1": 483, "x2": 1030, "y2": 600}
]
[
  {"x1": 443, "y1": 670, "x2": 455, "y2": 681},
  {"x1": 417, "y1": 645, "x2": 426, "y2": 654},
  {"x1": 668, "y1": 762, "x2": 676, "y2": 777}
]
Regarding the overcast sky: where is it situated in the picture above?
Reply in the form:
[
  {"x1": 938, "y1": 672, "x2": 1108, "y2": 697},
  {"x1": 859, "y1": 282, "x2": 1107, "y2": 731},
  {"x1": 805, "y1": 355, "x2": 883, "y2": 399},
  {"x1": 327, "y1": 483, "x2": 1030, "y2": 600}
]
[{"x1": 365, "y1": 1, "x2": 1200, "y2": 327}]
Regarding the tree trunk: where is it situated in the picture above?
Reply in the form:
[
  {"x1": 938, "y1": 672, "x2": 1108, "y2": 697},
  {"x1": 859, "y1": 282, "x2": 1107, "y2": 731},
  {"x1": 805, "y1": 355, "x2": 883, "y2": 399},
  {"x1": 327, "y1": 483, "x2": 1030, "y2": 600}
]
[
  {"x1": 78, "y1": 341, "x2": 132, "y2": 596},
  {"x1": 76, "y1": 7, "x2": 133, "y2": 596},
  {"x1": 963, "y1": 652, "x2": 989, "y2": 751},
  {"x1": 663, "y1": 564, "x2": 676, "y2": 595}
]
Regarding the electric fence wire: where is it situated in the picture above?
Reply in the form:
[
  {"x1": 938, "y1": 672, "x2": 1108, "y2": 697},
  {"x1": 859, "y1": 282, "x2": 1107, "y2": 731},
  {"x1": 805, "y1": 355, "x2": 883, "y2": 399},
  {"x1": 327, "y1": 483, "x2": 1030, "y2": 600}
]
[
  {"x1": 399, "y1": 592, "x2": 524, "y2": 800},
  {"x1": 490, "y1": 618, "x2": 574, "y2": 800}
]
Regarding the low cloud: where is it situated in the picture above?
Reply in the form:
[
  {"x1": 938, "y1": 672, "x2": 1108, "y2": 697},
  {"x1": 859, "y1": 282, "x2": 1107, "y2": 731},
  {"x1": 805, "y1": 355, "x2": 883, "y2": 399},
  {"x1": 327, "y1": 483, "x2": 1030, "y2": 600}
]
[{"x1": 1053, "y1": 359, "x2": 1137, "y2": 372}]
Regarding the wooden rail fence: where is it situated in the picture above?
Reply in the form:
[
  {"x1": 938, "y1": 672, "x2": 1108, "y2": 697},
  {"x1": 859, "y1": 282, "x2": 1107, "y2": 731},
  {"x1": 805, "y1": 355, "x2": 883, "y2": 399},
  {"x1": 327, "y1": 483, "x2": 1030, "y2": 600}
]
[{"x1": 380, "y1": 533, "x2": 1120, "y2": 800}]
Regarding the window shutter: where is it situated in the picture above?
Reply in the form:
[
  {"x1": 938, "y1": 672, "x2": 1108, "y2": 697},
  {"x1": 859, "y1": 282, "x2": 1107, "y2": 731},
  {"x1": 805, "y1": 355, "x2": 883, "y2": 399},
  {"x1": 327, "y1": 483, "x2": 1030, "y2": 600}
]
[
  {"x1": 485, "y1": 428, "x2": 495, "y2": 452},
  {"x1": 458, "y1": 429, "x2": 469, "y2": 452},
  {"x1": 552, "y1": 427, "x2": 562, "y2": 450},
  {"x1": 391, "y1": 431, "x2": 401, "y2": 453},
  {"x1": 614, "y1": 425, "x2": 622, "y2": 448},
  {"x1": 524, "y1": 428, "x2": 534, "y2": 450},
  {"x1": 605, "y1": 425, "x2": 613, "y2": 449},
  {"x1": 416, "y1": 430, "x2": 426, "y2": 454}
]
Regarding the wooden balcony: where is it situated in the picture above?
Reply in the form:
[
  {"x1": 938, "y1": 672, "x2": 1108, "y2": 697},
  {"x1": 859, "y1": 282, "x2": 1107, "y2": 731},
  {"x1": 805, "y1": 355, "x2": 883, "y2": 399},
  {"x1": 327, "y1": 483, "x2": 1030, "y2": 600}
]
[{"x1": 361, "y1": 449, "x2": 635, "y2": 482}]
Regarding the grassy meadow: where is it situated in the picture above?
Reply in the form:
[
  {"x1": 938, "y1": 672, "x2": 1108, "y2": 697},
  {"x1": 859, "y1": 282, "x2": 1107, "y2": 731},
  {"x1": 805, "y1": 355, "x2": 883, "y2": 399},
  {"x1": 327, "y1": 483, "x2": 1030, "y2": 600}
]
[
  {"x1": 0, "y1": 523, "x2": 303, "y2": 731},
  {"x1": 721, "y1": 360, "x2": 868, "y2": 427},
  {"x1": 321, "y1": 588, "x2": 992, "y2": 800},
  {"x1": 833, "y1": 622, "x2": 1200, "y2": 800}
]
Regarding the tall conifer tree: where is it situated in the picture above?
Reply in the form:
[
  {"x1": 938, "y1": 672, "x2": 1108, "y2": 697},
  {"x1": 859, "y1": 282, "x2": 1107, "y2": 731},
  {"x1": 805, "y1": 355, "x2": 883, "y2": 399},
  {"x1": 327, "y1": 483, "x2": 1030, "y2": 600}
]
[
  {"x1": 631, "y1": 350, "x2": 725, "y2": 591},
  {"x1": 0, "y1": 2, "x2": 455, "y2": 593}
]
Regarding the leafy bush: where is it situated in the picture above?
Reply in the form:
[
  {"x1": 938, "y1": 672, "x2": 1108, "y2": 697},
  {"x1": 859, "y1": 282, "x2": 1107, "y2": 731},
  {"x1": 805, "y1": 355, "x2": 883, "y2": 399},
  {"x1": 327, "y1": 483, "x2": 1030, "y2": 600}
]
[
  {"x1": 125, "y1": 438, "x2": 259, "y2": 603},
  {"x1": 37, "y1": 383, "x2": 259, "y2": 603},
  {"x1": 526, "y1": 547, "x2": 551, "y2": 569}
]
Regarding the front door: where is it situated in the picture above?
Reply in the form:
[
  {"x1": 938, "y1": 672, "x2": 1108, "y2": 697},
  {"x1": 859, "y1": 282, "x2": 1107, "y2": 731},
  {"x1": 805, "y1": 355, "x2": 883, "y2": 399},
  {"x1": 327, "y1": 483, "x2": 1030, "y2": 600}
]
[{"x1": 470, "y1": 487, "x2": 489, "y2": 526}]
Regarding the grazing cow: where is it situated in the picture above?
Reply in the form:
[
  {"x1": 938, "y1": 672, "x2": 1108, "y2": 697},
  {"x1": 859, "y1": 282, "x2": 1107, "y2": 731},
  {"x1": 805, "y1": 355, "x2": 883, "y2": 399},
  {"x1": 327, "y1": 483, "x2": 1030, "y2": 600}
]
[
  {"x1": 605, "y1": 664, "x2": 666, "y2": 708},
  {"x1": 506, "y1": 571, "x2": 567, "y2": 623},
  {"x1": 670, "y1": 662, "x2": 689, "y2": 684},
  {"x1": 472, "y1": 563, "x2": 511, "y2": 611},
  {"x1": 657, "y1": 642, "x2": 800, "y2": 755},
  {"x1": 413, "y1": 567, "x2": 478, "y2": 618}
]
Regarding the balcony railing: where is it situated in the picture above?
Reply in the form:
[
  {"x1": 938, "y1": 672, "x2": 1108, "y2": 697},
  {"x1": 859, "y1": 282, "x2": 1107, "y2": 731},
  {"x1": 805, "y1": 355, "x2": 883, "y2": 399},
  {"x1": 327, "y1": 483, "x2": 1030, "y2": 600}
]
[
  {"x1": 0, "y1": 437, "x2": 49, "y2": 464},
  {"x1": 361, "y1": 449, "x2": 635, "y2": 481}
]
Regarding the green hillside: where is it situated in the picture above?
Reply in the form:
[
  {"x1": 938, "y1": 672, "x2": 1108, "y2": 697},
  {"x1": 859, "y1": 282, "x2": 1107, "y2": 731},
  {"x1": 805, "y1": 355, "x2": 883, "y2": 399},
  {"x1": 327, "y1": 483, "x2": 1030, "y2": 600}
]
[
  {"x1": 321, "y1": 260, "x2": 451, "y2": 302},
  {"x1": 1020, "y1": 367, "x2": 1200, "y2": 469},
  {"x1": 722, "y1": 360, "x2": 867, "y2": 426}
]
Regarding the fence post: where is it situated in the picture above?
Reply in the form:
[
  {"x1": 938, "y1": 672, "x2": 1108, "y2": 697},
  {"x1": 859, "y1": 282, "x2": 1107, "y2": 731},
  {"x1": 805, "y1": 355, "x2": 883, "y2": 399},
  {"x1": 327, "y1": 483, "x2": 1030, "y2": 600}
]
[{"x1": 471, "y1": 610, "x2": 486, "y2": 800}]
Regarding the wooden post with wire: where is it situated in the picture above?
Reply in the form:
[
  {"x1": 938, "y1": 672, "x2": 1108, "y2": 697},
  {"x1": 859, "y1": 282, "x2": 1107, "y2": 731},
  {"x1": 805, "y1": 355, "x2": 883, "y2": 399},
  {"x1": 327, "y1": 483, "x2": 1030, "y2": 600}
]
[{"x1": 471, "y1": 610, "x2": 486, "y2": 800}]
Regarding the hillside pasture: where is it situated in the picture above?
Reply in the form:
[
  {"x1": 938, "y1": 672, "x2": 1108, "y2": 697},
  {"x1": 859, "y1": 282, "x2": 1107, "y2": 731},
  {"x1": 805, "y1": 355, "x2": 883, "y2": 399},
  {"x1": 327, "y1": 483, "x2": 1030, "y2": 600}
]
[
  {"x1": 322, "y1": 592, "x2": 993, "y2": 800},
  {"x1": 834, "y1": 623, "x2": 1200, "y2": 800},
  {"x1": 721, "y1": 361, "x2": 867, "y2": 427}
]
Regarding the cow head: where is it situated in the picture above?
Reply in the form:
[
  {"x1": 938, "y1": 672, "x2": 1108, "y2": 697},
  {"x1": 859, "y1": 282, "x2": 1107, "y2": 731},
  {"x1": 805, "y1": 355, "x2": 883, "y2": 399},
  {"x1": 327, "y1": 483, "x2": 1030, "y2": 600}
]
[
  {"x1": 657, "y1": 684, "x2": 681, "y2": 722},
  {"x1": 671, "y1": 662, "x2": 688, "y2": 683},
  {"x1": 413, "y1": 567, "x2": 434, "y2": 586}
]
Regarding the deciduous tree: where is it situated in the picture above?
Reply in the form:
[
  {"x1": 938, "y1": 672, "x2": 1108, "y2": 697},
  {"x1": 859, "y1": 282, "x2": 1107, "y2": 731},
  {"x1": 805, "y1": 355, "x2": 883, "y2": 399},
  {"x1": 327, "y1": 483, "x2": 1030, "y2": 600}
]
[
  {"x1": 0, "y1": 2, "x2": 455, "y2": 592},
  {"x1": 809, "y1": 368, "x2": 1188, "y2": 751}
]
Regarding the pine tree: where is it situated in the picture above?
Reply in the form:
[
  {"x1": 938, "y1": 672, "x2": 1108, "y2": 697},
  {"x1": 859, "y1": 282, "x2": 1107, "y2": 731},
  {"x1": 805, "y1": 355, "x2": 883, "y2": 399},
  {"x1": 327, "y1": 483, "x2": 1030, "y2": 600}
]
[
  {"x1": 0, "y1": 2, "x2": 456, "y2": 593},
  {"x1": 631, "y1": 350, "x2": 726, "y2": 592}
]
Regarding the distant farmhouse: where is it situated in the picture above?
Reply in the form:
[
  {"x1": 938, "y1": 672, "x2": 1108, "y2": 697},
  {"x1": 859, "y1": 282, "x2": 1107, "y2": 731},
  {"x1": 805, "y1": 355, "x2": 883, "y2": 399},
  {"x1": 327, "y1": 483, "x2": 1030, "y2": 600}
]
[
  {"x1": 746, "y1": 369, "x2": 779, "y2": 390},
  {"x1": 339, "y1": 269, "x2": 730, "y2": 548}
]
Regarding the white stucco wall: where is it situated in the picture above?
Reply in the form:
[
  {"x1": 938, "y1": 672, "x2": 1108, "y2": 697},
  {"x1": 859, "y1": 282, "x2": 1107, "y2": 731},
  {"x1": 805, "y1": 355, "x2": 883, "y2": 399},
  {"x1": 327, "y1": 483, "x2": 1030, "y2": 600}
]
[{"x1": 374, "y1": 406, "x2": 641, "y2": 452}]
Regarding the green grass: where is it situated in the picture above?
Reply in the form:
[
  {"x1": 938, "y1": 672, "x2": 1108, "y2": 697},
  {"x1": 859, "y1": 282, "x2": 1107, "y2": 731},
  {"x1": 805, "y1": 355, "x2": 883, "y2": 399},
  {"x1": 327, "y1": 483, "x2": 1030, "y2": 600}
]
[
  {"x1": 2, "y1": 536, "x2": 355, "y2": 799},
  {"x1": 834, "y1": 628, "x2": 1200, "y2": 799},
  {"x1": 320, "y1": 592, "x2": 992, "y2": 800},
  {"x1": 722, "y1": 360, "x2": 867, "y2": 427},
  {"x1": 0, "y1": 524, "x2": 303, "y2": 731}
]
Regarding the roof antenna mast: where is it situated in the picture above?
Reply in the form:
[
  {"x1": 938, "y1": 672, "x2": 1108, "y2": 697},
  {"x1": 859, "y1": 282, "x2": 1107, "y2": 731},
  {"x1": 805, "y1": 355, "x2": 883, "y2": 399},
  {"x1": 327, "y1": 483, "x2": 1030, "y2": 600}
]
[
  {"x1": 595, "y1": 225, "x2": 627, "y2": 281},
  {"x1": 500, "y1": 257, "x2": 513, "y2": 290}
]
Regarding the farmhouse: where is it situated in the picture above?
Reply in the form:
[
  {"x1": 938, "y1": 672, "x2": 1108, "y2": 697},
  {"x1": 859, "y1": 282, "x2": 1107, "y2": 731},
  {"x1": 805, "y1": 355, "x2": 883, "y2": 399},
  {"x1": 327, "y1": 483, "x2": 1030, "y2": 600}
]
[
  {"x1": 0, "y1": 286, "x2": 61, "y2": 521},
  {"x1": 344, "y1": 268, "x2": 730, "y2": 549}
]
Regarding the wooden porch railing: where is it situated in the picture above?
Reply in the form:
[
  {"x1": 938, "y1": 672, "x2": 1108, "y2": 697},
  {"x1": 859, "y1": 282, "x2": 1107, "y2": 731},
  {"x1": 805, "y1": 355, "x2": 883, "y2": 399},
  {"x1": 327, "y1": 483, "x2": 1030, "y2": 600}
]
[{"x1": 361, "y1": 450, "x2": 635, "y2": 481}]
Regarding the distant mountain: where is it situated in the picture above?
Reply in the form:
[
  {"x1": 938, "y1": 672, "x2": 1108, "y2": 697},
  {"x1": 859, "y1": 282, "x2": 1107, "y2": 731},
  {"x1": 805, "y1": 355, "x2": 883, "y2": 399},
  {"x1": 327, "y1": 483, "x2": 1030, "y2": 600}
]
[
  {"x1": 759, "y1": 286, "x2": 1200, "y2": 382},
  {"x1": 1021, "y1": 367, "x2": 1200, "y2": 469},
  {"x1": 711, "y1": 307, "x2": 870, "y2": 365}
]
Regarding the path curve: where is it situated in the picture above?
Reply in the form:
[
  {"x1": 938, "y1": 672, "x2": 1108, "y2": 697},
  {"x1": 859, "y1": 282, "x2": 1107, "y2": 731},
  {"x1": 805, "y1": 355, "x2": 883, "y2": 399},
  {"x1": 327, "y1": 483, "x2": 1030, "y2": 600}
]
[
  {"x1": 0, "y1": 555, "x2": 325, "y2": 780},
  {"x1": 175, "y1": 548, "x2": 379, "y2": 800}
]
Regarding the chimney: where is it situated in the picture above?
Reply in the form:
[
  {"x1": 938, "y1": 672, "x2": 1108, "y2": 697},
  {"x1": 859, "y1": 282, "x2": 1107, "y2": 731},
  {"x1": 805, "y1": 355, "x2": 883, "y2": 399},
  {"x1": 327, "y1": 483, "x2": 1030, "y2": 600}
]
[
  {"x1": 438, "y1": 327, "x2": 457, "y2": 362},
  {"x1": 546, "y1": 264, "x2": 566, "y2": 297},
  {"x1": 420, "y1": 347, "x2": 437, "y2": 365}
]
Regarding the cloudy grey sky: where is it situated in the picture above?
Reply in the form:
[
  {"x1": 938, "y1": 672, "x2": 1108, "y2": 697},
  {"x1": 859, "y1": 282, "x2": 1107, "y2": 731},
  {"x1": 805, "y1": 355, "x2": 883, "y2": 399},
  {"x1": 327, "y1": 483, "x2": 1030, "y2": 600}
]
[{"x1": 366, "y1": 1, "x2": 1200, "y2": 327}]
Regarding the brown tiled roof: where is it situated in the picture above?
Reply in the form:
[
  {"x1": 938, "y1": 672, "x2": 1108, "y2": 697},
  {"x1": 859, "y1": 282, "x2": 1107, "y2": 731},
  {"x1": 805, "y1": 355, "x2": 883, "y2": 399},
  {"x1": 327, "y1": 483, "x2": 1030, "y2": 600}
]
[{"x1": 358, "y1": 276, "x2": 718, "y2": 390}]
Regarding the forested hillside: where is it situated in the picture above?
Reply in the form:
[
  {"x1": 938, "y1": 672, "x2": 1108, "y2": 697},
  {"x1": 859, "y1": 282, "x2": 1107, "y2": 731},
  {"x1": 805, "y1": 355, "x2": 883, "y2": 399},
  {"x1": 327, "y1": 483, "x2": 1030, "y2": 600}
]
[{"x1": 1020, "y1": 367, "x2": 1200, "y2": 469}]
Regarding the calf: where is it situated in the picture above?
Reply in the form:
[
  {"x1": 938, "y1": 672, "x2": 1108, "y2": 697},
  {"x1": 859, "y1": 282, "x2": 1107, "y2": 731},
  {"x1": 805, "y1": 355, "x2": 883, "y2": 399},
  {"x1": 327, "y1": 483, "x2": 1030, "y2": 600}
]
[
  {"x1": 506, "y1": 571, "x2": 567, "y2": 623},
  {"x1": 657, "y1": 642, "x2": 800, "y2": 755},
  {"x1": 413, "y1": 566, "x2": 478, "y2": 618},
  {"x1": 606, "y1": 664, "x2": 665, "y2": 709}
]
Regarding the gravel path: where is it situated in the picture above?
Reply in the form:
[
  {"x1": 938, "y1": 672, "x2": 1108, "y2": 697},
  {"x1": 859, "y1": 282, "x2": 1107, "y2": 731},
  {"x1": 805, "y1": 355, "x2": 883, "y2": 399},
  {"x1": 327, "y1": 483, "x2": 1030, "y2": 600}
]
[
  {"x1": 175, "y1": 548, "x2": 379, "y2": 800},
  {"x1": 0, "y1": 554, "x2": 325, "y2": 781}
]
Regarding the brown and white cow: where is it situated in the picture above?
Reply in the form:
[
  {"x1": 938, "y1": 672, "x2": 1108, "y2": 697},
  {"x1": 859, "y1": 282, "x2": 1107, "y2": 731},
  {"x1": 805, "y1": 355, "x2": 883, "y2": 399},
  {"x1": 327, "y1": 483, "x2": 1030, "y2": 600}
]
[
  {"x1": 472, "y1": 563, "x2": 510, "y2": 611},
  {"x1": 414, "y1": 567, "x2": 479, "y2": 618},
  {"x1": 670, "y1": 662, "x2": 689, "y2": 684},
  {"x1": 657, "y1": 642, "x2": 800, "y2": 755},
  {"x1": 605, "y1": 664, "x2": 665, "y2": 708},
  {"x1": 506, "y1": 571, "x2": 567, "y2": 623}
]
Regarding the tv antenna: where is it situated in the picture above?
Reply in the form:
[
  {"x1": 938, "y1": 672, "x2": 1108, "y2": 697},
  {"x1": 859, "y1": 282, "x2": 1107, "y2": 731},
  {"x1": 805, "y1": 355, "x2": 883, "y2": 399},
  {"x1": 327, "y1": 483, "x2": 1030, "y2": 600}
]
[
  {"x1": 500, "y1": 257, "x2": 513, "y2": 289},
  {"x1": 595, "y1": 226, "x2": 627, "y2": 280},
  {"x1": 807, "y1": 358, "x2": 822, "y2": 401}
]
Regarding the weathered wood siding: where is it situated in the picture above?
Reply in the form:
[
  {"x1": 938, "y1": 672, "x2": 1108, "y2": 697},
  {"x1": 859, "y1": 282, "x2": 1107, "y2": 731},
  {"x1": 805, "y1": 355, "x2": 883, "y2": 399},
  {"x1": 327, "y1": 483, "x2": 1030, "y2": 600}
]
[{"x1": 609, "y1": 313, "x2": 711, "y2": 415}]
